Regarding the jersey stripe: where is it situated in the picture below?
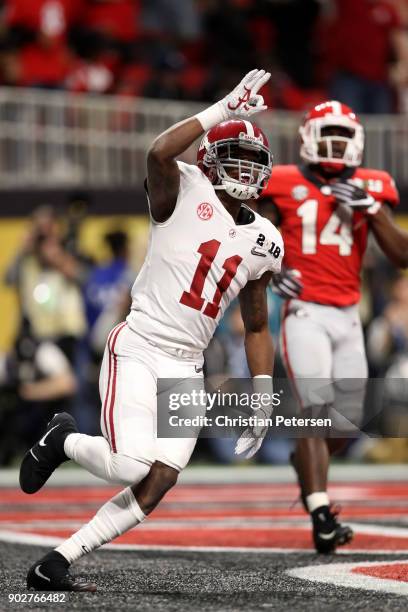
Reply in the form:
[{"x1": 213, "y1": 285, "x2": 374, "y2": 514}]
[
  {"x1": 107, "y1": 322, "x2": 127, "y2": 453},
  {"x1": 102, "y1": 322, "x2": 126, "y2": 446},
  {"x1": 102, "y1": 324, "x2": 121, "y2": 441}
]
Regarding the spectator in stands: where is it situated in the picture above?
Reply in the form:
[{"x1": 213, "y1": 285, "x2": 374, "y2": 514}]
[
  {"x1": 141, "y1": 0, "x2": 200, "y2": 41},
  {"x1": 5, "y1": 205, "x2": 87, "y2": 364},
  {"x1": 80, "y1": 0, "x2": 140, "y2": 58},
  {"x1": 143, "y1": 51, "x2": 185, "y2": 100},
  {"x1": 0, "y1": 320, "x2": 77, "y2": 465},
  {"x1": 360, "y1": 274, "x2": 408, "y2": 463},
  {"x1": 65, "y1": 34, "x2": 116, "y2": 94},
  {"x1": 75, "y1": 229, "x2": 132, "y2": 433},
  {"x1": 200, "y1": 0, "x2": 254, "y2": 71},
  {"x1": 367, "y1": 274, "x2": 408, "y2": 372},
  {"x1": 1, "y1": 0, "x2": 82, "y2": 88},
  {"x1": 326, "y1": 0, "x2": 408, "y2": 113},
  {"x1": 83, "y1": 229, "x2": 132, "y2": 354},
  {"x1": 259, "y1": 0, "x2": 320, "y2": 90}
]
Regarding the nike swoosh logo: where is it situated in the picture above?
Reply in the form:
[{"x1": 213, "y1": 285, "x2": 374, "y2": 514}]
[
  {"x1": 30, "y1": 448, "x2": 39, "y2": 462},
  {"x1": 39, "y1": 424, "x2": 60, "y2": 447},
  {"x1": 251, "y1": 247, "x2": 267, "y2": 257},
  {"x1": 318, "y1": 530, "x2": 336, "y2": 540},
  {"x1": 35, "y1": 565, "x2": 51, "y2": 582}
]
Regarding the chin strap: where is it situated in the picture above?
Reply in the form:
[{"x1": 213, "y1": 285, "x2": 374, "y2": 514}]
[{"x1": 214, "y1": 180, "x2": 257, "y2": 200}]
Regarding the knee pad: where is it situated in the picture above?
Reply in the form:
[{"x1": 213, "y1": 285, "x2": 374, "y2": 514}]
[{"x1": 108, "y1": 454, "x2": 151, "y2": 487}]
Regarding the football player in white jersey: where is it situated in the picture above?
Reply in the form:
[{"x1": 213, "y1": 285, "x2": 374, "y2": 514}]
[{"x1": 20, "y1": 69, "x2": 284, "y2": 591}]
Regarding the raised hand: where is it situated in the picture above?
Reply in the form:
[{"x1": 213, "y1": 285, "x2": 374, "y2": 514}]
[{"x1": 221, "y1": 69, "x2": 271, "y2": 119}]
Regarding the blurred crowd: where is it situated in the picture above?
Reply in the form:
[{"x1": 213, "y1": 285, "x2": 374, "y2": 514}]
[
  {"x1": 0, "y1": 0, "x2": 407, "y2": 112},
  {"x1": 0, "y1": 202, "x2": 132, "y2": 463},
  {"x1": 1, "y1": 203, "x2": 408, "y2": 465}
]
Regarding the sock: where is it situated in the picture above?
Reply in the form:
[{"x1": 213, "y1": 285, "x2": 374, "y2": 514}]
[
  {"x1": 64, "y1": 434, "x2": 111, "y2": 480},
  {"x1": 64, "y1": 433, "x2": 150, "y2": 486},
  {"x1": 306, "y1": 492, "x2": 330, "y2": 513},
  {"x1": 55, "y1": 487, "x2": 145, "y2": 564}
]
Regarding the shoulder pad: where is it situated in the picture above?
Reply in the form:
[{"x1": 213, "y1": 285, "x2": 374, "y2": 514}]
[{"x1": 354, "y1": 168, "x2": 399, "y2": 208}]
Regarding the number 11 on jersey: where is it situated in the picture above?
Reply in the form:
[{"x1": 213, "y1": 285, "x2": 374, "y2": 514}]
[{"x1": 180, "y1": 239, "x2": 242, "y2": 319}]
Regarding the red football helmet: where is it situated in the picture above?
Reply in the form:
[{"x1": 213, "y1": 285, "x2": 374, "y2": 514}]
[
  {"x1": 197, "y1": 119, "x2": 272, "y2": 200},
  {"x1": 299, "y1": 101, "x2": 364, "y2": 170}
]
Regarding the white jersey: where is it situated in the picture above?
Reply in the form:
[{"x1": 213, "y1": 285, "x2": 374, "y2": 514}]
[{"x1": 127, "y1": 161, "x2": 283, "y2": 352}]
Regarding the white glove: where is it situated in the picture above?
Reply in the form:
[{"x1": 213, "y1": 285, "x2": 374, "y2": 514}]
[
  {"x1": 329, "y1": 181, "x2": 380, "y2": 215},
  {"x1": 220, "y1": 68, "x2": 270, "y2": 119},
  {"x1": 271, "y1": 268, "x2": 303, "y2": 299},
  {"x1": 234, "y1": 376, "x2": 274, "y2": 459},
  {"x1": 234, "y1": 405, "x2": 272, "y2": 459},
  {"x1": 196, "y1": 69, "x2": 271, "y2": 130}
]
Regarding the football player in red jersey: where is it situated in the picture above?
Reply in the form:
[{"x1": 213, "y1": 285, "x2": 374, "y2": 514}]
[{"x1": 258, "y1": 100, "x2": 407, "y2": 553}]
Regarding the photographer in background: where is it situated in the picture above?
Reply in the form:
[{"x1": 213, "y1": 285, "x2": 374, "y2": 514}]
[
  {"x1": 367, "y1": 274, "x2": 408, "y2": 373},
  {"x1": 5, "y1": 205, "x2": 87, "y2": 364},
  {"x1": 0, "y1": 320, "x2": 77, "y2": 465}
]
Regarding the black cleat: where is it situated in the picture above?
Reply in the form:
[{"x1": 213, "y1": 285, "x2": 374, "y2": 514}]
[
  {"x1": 27, "y1": 551, "x2": 97, "y2": 592},
  {"x1": 20, "y1": 412, "x2": 78, "y2": 494},
  {"x1": 312, "y1": 504, "x2": 354, "y2": 554}
]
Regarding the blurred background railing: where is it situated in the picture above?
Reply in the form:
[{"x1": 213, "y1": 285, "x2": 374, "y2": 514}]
[
  {"x1": 0, "y1": 88, "x2": 407, "y2": 188},
  {"x1": 0, "y1": 89, "x2": 202, "y2": 187}
]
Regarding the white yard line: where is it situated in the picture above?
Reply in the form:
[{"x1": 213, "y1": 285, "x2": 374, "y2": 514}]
[
  {"x1": 287, "y1": 560, "x2": 408, "y2": 596},
  {"x1": 1, "y1": 530, "x2": 408, "y2": 556}
]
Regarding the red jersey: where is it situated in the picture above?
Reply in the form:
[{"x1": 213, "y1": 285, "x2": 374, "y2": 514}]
[
  {"x1": 261, "y1": 165, "x2": 399, "y2": 306},
  {"x1": 5, "y1": 0, "x2": 83, "y2": 41},
  {"x1": 82, "y1": 1, "x2": 140, "y2": 43}
]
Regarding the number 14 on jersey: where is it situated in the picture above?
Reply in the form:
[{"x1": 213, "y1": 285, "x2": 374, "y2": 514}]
[{"x1": 297, "y1": 199, "x2": 353, "y2": 256}]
